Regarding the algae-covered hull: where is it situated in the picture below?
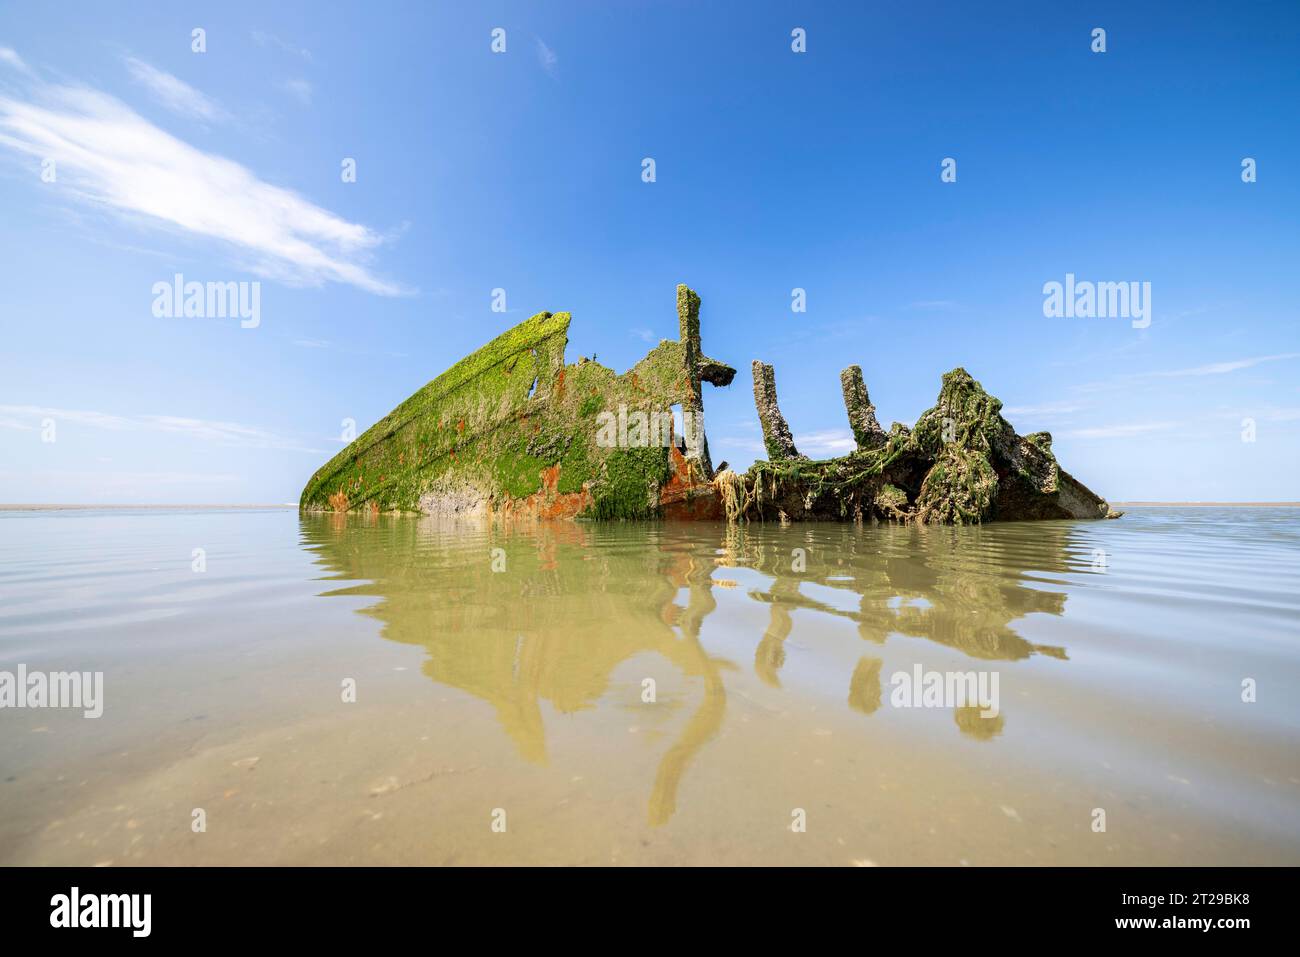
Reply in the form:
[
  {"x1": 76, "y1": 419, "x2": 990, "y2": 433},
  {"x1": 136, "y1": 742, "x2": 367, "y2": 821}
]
[
  {"x1": 301, "y1": 283, "x2": 1117, "y2": 524},
  {"x1": 300, "y1": 284, "x2": 736, "y2": 520}
]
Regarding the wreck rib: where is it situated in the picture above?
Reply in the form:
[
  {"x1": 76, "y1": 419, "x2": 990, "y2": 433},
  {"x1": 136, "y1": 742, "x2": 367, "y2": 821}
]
[
  {"x1": 840, "y1": 365, "x2": 886, "y2": 452},
  {"x1": 736, "y1": 365, "x2": 1117, "y2": 525},
  {"x1": 751, "y1": 360, "x2": 803, "y2": 462}
]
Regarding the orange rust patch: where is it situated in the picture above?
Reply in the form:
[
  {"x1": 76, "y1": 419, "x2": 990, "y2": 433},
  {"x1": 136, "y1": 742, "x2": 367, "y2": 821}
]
[
  {"x1": 553, "y1": 368, "x2": 567, "y2": 400},
  {"x1": 495, "y1": 462, "x2": 592, "y2": 521},
  {"x1": 327, "y1": 491, "x2": 349, "y2": 513},
  {"x1": 659, "y1": 445, "x2": 724, "y2": 519}
]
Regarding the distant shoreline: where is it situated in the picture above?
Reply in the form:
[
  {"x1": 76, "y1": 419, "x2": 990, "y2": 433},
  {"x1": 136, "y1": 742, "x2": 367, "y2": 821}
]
[
  {"x1": 1, "y1": 502, "x2": 1297, "y2": 512},
  {"x1": 0, "y1": 504, "x2": 297, "y2": 511},
  {"x1": 1110, "y1": 502, "x2": 1300, "y2": 507}
]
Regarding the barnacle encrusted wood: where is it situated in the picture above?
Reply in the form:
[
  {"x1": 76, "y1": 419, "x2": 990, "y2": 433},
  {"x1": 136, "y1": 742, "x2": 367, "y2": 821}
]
[
  {"x1": 840, "y1": 365, "x2": 886, "y2": 452},
  {"x1": 732, "y1": 365, "x2": 1118, "y2": 525},
  {"x1": 751, "y1": 361, "x2": 803, "y2": 462},
  {"x1": 300, "y1": 283, "x2": 1116, "y2": 524}
]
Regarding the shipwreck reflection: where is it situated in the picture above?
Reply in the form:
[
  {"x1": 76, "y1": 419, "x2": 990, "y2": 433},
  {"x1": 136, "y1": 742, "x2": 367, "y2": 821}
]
[{"x1": 301, "y1": 515, "x2": 1094, "y2": 824}]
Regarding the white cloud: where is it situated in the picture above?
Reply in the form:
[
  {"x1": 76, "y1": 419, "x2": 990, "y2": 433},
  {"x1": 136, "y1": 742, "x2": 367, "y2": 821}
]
[
  {"x1": 1259, "y1": 407, "x2": 1300, "y2": 422},
  {"x1": 252, "y1": 31, "x2": 313, "y2": 61},
  {"x1": 0, "y1": 47, "x2": 34, "y2": 77},
  {"x1": 0, "y1": 59, "x2": 406, "y2": 295},
  {"x1": 630, "y1": 327, "x2": 658, "y2": 344},
  {"x1": 124, "y1": 57, "x2": 228, "y2": 123},
  {"x1": 0, "y1": 404, "x2": 328, "y2": 453},
  {"x1": 1002, "y1": 400, "x2": 1084, "y2": 418},
  {"x1": 280, "y1": 78, "x2": 313, "y2": 106},
  {"x1": 1059, "y1": 421, "x2": 1177, "y2": 439},
  {"x1": 1083, "y1": 352, "x2": 1300, "y2": 392},
  {"x1": 0, "y1": 469, "x2": 241, "y2": 486},
  {"x1": 535, "y1": 38, "x2": 558, "y2": 76},
  {"x1": 1219, "y1": 406, "x2": 1300, "y2": 423},
  {"x1": 1145, "y1": 353, "x2": 1300, "y2": 378},
  {"x1": 794, "y1": 429, "x2": 857, "y2": 456}
]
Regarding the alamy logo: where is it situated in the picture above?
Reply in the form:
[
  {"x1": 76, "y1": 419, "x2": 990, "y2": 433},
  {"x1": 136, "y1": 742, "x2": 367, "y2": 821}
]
[
  {"x1": 152, "y1": 273, "x2": 261, "y2": 328},
  {"x1": 1042, "y1": 273, "x2": 1151, "y2": 329},
  {"x1": 595, "y1": 404, "x2": 703, "y2": 455},
  {"x1": 0, "y1": 665, "x2": 103, "y2": 718},
  {"x1": 50, "y1": 887, "x2": 151, "y2": 937},
  {"x1": 889, "y1": 664, "x2": 999, "y2": 718}
]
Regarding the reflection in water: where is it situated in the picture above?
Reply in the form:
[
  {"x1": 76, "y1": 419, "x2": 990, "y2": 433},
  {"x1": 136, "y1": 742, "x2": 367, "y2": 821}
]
[
  {"x1": 848, "y1": 657, "x2": 884, "y2": 715},
  {"x1": 301, "y1": 515, "x2": 1094, "y2": 824}
]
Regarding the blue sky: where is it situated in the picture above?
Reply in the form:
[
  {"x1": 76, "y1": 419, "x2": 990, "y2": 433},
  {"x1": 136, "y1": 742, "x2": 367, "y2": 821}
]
[{"x1": 1, "y1": 0, "x2": 1296, "y2": 504}]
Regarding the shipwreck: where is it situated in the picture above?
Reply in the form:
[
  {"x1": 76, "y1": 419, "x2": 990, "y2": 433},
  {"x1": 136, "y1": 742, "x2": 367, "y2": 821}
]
[{"x1": 300, "y1": 284, "x2": 1119, "y2": 524}]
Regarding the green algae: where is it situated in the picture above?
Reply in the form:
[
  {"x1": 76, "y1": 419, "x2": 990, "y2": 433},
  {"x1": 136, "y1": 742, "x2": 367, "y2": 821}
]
[
  {"x1": 591, "y1": 447, "x2": 672, "y2": 520},
  {"x1": 300, "y1": 285, "x2": 735, "y2": 518},
  {"x1": 915, "y1": 446, "x2": 998, "y2": 525},
  {"x1": 299, "y1": 286, "x2": 1109, "y2": 525},
  {"x1": 912, "y1": 368, "x2": 1004, "y2": 458},
  {"x1": 736, "y1": 365, "x2": 1110, "y2": 525},
  {"x1": 874, "y1": 483, "x2": 909, "y2": 521}
]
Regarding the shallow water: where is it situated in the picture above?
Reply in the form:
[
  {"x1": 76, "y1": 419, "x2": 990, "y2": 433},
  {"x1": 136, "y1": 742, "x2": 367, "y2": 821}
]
[{"x1": 1, "y1": 506, "x2": 1297, "y2": 865}]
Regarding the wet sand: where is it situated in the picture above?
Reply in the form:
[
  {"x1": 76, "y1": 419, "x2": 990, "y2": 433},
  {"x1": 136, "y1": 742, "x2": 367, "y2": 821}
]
[{"x1": 1, "y1": 507, "x2": 1297, "y2": 865}]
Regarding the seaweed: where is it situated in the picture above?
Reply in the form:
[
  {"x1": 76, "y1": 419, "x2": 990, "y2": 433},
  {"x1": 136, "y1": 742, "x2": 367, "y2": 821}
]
[
  {"x1": 735, "y1": 363, "x2": 1113, "y2": 524},
  {"x1": 299, "y1": 284, "x2": 1114, "y2": 525},
  {"x1": 300, "y1": 284, "x2": 735, "y2": 519}
]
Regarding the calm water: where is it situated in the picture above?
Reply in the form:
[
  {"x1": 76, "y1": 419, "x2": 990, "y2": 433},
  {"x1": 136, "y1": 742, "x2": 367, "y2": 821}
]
[{"x1": 1, "y1": 507, "x2": 1297, "y2": 865}]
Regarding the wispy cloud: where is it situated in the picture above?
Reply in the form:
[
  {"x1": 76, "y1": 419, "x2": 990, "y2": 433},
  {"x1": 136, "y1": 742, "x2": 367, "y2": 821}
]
[
  {"x1": 717, "y1": 428, "x2": 857, "y2": 458},
  {"x1": 535, "y1": 38, "x2": 558, "y2": 77},
  {"x1": 795, "y1": 429, "x2": 857, "y2": 456},
  {"x1": 716, "y1": 436, "x2": 766, "y2": 454},
  {"x1": 1217, "y1": 405, "x2": 1300, "y2": 423},
  {"x1": 280, "y1": 78, "x2": 313, "y2": 106},
  {"x1": 0, "y1": 52, "x2": 407, "y2": 295},
  {"x1": 630, "y1": 327, "x2": 658, "y2": 344},
  {"x1": 283, "y1": 336, "x2": 407, "y2": 359},
  {"x1": 1059, "y1": 421, "x2": 1177, "y2": 439},
  {"x1": 1143, "y1": 352, "x2": 1300, "y2": 378},
  {"x1": 0, "y1": 404, "x2": 328, "y2": 453},
  {"x1": 1256, "y1": 407, "x2": 1300, "y2": 422},
  {"x1": 0, "y1": 468, "x2": 242, "y2": 488},
  {"x1": 778, "y1": 316, "x2": 881, "y2": 347},
  {"x1": 124, "y1": 57, "x2": 228, "y2": 123},
  {"x1": 251, "y1": 31, "x2": 313, "y2": 61},
  {"x1": 1081, "y1": 352, "x2": 1300, "y2": 393},
  {"x1": 1002, "y1": 400, "x2": 1085, "y2": 418},
  {"x1": 0, "y1": 46, "x2": 34, "y2": 78}
]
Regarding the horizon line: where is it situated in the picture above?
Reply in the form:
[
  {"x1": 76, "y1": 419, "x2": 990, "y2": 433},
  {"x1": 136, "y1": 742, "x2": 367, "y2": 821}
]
[{"x1": 2, "y1": 501, "x2": 1299, "y2": 512}]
